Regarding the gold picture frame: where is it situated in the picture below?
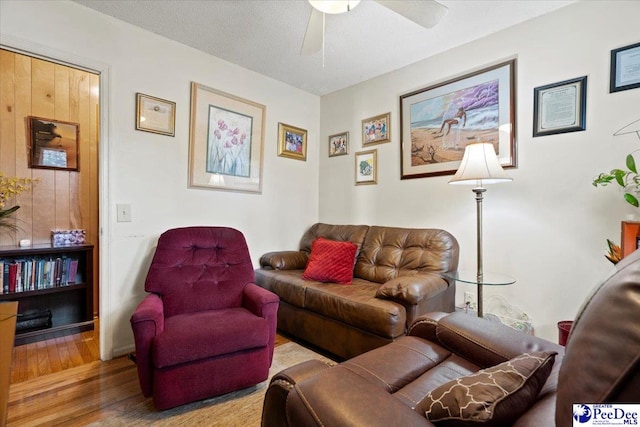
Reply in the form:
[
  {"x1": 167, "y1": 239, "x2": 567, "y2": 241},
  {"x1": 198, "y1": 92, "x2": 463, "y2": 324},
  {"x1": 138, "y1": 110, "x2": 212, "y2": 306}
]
[
  {"x1": 188, "y1": 82, "x2": 265, "y2": 193},
  {"x1": 355, "y1": 149, "x2": 377, "y2": 185},
  {"x1": 362, "y1": 112, "x2": 391, "y2": 146},
  {"x1": 135, "y1": 93, "x2": 176, "y2": 137},
  {"x1": 278, "y1": 122, "x2": 307, "y2": 161},
  {"x1": 328, "y1": 131, "x2": 349, "y2": 157}
]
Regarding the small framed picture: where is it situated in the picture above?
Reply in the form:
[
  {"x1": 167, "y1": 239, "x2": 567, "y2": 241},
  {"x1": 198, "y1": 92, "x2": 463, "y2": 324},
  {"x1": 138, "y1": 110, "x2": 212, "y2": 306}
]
[
  {"x1": 355, "y1": 149, "x2": 377, "y2": 185},
  {"x1": 328, "y1": 131, "x2": 349, "y2": 157},
  {"x1": 533, "y1": 76, "x2": 587, "y2": 137},
  {"x1": 136, "y1": 93, "x2": 176, "y2": 136},
  {"x1": 278, "y1": 123, "x2": 307, "y2": 161},
  {"x1": 362, "y1": 112, "x2": 390, "y2": 146},
  {"x1": 610, "y1": 42, "x2": 640, "y2": 93},
  {"x1": 28, "y1": 116, "x2": 80, "y2": 171}
]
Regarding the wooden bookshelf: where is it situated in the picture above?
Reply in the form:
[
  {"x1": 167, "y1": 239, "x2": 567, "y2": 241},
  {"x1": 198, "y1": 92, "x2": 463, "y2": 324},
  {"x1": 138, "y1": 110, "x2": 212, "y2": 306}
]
[{"x1": 0, "y1": 243, "x2": 94, "y2": 345}]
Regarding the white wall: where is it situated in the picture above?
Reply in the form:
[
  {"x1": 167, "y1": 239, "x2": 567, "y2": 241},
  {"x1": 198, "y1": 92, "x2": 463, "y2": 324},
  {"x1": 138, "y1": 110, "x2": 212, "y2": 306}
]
[
  {"x1": 2, "y1": 0, "x2": 638, "y2": 356},
  {"x1": 319, "y1": 0, "x2": 640, "y2": 341},
  {"x1": 1, "y1": 1, "x2": 320, "y2": 358}
]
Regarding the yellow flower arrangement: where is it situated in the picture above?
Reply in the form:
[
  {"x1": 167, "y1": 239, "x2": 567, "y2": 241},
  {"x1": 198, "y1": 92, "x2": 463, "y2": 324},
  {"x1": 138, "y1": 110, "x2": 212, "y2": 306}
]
[{"x1": 0, "y1": 173, "x2": 39, "y2": 233}]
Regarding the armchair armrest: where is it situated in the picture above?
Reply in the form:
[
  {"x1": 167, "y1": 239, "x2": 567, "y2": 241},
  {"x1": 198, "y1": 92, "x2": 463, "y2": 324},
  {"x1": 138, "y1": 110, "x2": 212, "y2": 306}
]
[
  {"x1": 243, "y1": 282, "x2": 280, "y2": 318},
  {"x1": 409, "y1": 311, "x2": 564, "y2": 368},
  {"x1": 130, "y1": 293, "x2": 164, "y2": 397},
  {"x1": 259, "y1": 250, "x2": 308, "y2": 270},
  {"x1": 376, "y1": 273, "x2": 448, "y2": 305},
  {"x1": 263, "y1": 362, "x2": 432, "y2": 427},
  {"x1": 243, "y1": 282, "x2": 279, "y2": 359}
]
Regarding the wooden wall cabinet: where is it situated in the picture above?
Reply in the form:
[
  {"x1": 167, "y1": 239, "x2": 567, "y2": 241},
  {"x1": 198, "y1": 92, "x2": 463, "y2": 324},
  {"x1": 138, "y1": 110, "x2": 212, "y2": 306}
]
[{"x1": 0, "y1": 243, "x2": 94, "y2": 345}]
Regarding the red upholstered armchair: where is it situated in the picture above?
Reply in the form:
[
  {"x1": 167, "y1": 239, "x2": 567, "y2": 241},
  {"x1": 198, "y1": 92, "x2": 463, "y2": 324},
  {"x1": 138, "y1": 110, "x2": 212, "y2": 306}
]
[{"x1": 130, "y1": 227, "x2": 279, "y2": 410}]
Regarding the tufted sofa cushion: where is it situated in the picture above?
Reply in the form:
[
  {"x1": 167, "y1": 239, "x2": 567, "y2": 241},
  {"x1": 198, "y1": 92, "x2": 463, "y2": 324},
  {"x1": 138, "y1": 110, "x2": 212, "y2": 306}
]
[
  {"x1": 355, "y1": 226, "x2": 460, "y2": 283},
  {"x1": 145, "y1": 227, "x2": 256, "y2": 317},
  {"x1": 299, "y1": 223, "x2": 370, "y2": 254}
]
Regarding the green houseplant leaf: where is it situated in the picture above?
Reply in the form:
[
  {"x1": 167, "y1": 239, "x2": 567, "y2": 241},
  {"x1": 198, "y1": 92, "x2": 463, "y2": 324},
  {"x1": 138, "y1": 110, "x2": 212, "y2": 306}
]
[
  {"x1": 613, "y1": 169, "x2": 627, "y2": 187},
  {"x1": 624, "y1": 193, "x2": 639, "y2": 207},
  {"x1": 627, "y1": 154, "x2": 637, "y2": 173}
]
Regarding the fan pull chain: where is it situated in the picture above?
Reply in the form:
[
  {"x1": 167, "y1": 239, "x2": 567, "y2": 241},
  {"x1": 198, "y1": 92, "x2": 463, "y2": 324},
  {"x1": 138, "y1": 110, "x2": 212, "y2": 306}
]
[{"x1": 322, "y1": 12, "x2": 326, "y2": 68}]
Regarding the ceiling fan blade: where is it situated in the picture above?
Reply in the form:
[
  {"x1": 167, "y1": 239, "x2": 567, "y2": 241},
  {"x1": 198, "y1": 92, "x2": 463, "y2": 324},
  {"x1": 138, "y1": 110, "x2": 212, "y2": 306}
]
[
  {"x1": 301, "y1": 8, "x2": 324, "y2": 55},
  {"x1": 376, "y1": 0, "x2": 448, "y2": 29}
]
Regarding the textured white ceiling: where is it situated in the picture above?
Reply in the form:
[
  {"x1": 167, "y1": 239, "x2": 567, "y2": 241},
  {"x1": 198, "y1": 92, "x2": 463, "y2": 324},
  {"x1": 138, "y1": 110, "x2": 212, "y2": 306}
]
[{"x1": 72, "y1": 0, "x2": 575, "y2": 96}]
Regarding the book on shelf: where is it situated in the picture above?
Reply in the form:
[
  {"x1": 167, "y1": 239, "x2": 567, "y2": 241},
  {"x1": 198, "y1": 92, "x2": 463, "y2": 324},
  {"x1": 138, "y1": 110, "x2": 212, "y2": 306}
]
[
  {"x1": 8, "y1": 262, "x2": 17, "y2": 293},
  {"x1": 0, "y1": 255, "x2": 82, "y2": 294},
  {"x1": 68, "y1": 259, "x2": 79, "y2": 284},
  {"x1": 16, "y1": 261, "x2": 22, "y2": 292}
]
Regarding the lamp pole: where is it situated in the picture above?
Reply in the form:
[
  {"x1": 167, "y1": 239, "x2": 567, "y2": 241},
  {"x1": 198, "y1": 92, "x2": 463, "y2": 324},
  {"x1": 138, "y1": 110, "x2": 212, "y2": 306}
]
[
  {"x1": 448, "y1": 142, "x2": 512, "y2": 319},
  {"x1": 473, "y1": 186, "x2": 486, "y2": 317}
]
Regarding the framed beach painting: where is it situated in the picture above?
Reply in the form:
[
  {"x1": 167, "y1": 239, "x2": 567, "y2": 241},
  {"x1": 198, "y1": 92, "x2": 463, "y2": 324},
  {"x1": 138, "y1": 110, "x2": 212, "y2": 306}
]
[
  {"x1": 355, "y1": 149, "x2": 377, "y2": 185},
  {"x1": 189, "y1": 82, "x2": 265, "y2": 193},
  {"x1": 399, "y1": 59, "x2": 516, "y2": 179},
  {"x1": 328, "y1": 131, "x2": 349, "y2": 157},
  {"x1": 278, "y1": 123, "x2": 307, "y2": 161},
  {"x1": 362, "y1": 113, "x2": 390, "y2": 146}
]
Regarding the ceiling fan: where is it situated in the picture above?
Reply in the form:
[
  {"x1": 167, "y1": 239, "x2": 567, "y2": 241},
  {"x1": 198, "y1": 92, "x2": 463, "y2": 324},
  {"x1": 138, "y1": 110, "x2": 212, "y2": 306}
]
[{"x1": 301, "y1": 0, "x2": 449, "y2": 56}]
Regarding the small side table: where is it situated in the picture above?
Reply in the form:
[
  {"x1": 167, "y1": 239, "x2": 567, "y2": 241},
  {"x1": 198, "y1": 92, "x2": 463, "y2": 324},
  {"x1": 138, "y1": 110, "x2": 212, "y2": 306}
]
[{"x1": 445, "y1": 270, "x2": 515, "y2": 317}]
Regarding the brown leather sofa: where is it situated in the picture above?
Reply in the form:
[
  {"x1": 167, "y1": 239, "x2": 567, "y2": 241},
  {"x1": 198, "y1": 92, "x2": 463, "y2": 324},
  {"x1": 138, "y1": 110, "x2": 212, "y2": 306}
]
[
  {"x1": 261, "y1": 248, "x2": 640, "y2": 427},
  {"x1": 255, "y1": 223, "x2": 459, "y2": 359}
]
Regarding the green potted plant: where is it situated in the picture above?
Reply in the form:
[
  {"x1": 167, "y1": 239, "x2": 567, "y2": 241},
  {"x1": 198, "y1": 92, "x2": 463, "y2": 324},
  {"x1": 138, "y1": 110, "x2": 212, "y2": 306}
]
[{"x1": 593, "y1": 153, "x2": 640, "y2": 207}]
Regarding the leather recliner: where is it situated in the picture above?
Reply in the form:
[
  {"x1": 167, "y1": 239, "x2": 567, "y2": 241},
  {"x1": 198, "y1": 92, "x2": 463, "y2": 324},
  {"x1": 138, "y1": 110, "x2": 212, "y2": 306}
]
[{"x1": 262, "y1": 248, "x2": 640, "y2": 426}]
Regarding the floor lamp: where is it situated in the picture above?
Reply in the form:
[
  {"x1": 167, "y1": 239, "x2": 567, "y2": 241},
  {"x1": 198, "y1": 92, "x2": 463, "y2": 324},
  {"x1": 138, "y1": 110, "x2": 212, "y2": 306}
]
[{"x1": 449, "y1": 142, "x2": 512, "y2": 317}]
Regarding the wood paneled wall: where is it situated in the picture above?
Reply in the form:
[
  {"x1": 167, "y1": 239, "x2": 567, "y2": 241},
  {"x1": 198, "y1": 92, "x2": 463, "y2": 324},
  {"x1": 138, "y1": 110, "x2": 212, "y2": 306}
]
[{"x1": 0, "y1": 49, "x2": 99, "y2": 314}]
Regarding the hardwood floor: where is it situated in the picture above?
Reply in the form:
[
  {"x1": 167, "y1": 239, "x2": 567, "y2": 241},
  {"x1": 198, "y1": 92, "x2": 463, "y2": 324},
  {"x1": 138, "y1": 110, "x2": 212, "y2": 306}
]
[
  {"x1": 10, "y1": 329, "x2": 100, "y2": 384},
  {"x1": 6, "y1": 332, "x2": 291, "y2": 426}
]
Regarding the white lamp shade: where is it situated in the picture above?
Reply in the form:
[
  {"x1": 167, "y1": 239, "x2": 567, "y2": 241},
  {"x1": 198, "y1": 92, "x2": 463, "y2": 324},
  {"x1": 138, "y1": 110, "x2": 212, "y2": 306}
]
[
  {"x1": 449, "y1": 142, "x2": 512, "y2": 185},
  {"x1": 308, "y1": 0, "x2": 361, "y2": 14}
]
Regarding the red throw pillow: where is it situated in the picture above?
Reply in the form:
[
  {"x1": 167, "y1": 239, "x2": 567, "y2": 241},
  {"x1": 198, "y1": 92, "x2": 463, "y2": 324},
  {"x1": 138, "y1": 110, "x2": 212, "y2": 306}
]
[{"x1": 302, "y1": 237, "x2": 358, "y2": 284}]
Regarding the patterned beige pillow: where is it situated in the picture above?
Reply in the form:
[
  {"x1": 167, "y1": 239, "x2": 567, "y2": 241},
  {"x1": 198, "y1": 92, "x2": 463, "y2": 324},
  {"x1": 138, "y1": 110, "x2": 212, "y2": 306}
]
[{"x1": 423, "y1": 351, "x2": 557, "y2": 426}]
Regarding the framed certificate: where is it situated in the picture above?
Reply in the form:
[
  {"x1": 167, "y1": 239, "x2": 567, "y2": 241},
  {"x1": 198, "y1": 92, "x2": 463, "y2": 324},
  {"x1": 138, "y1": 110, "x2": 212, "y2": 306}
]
[
  {"x1": 136, "y1": 93, "x2": 176, "y2": 136},
  {"x1": 610, "y1": 42, "x2": 640, "y2": 93},
  {"x1": 533, "y1": 76, "x2": 587, "y2": 137}
]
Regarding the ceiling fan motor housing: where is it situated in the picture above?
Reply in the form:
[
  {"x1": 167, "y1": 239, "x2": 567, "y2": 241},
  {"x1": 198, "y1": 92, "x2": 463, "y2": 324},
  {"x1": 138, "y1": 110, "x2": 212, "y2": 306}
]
[{"x1": 308, "y1": 0, "x2": 361, "y2": 14}]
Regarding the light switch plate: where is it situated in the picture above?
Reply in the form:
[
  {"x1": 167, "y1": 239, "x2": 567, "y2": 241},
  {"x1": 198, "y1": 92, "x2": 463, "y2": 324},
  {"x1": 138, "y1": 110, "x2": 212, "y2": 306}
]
[{"x1": 116, "y1": 204, "x2": 132, "y2": 222}]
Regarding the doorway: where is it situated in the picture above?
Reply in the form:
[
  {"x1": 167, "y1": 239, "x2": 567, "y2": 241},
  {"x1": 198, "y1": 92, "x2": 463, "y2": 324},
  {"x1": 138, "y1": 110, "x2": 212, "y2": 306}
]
[{"x1": 0, "y1": 47, "x2": 104, "y2": 377}]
